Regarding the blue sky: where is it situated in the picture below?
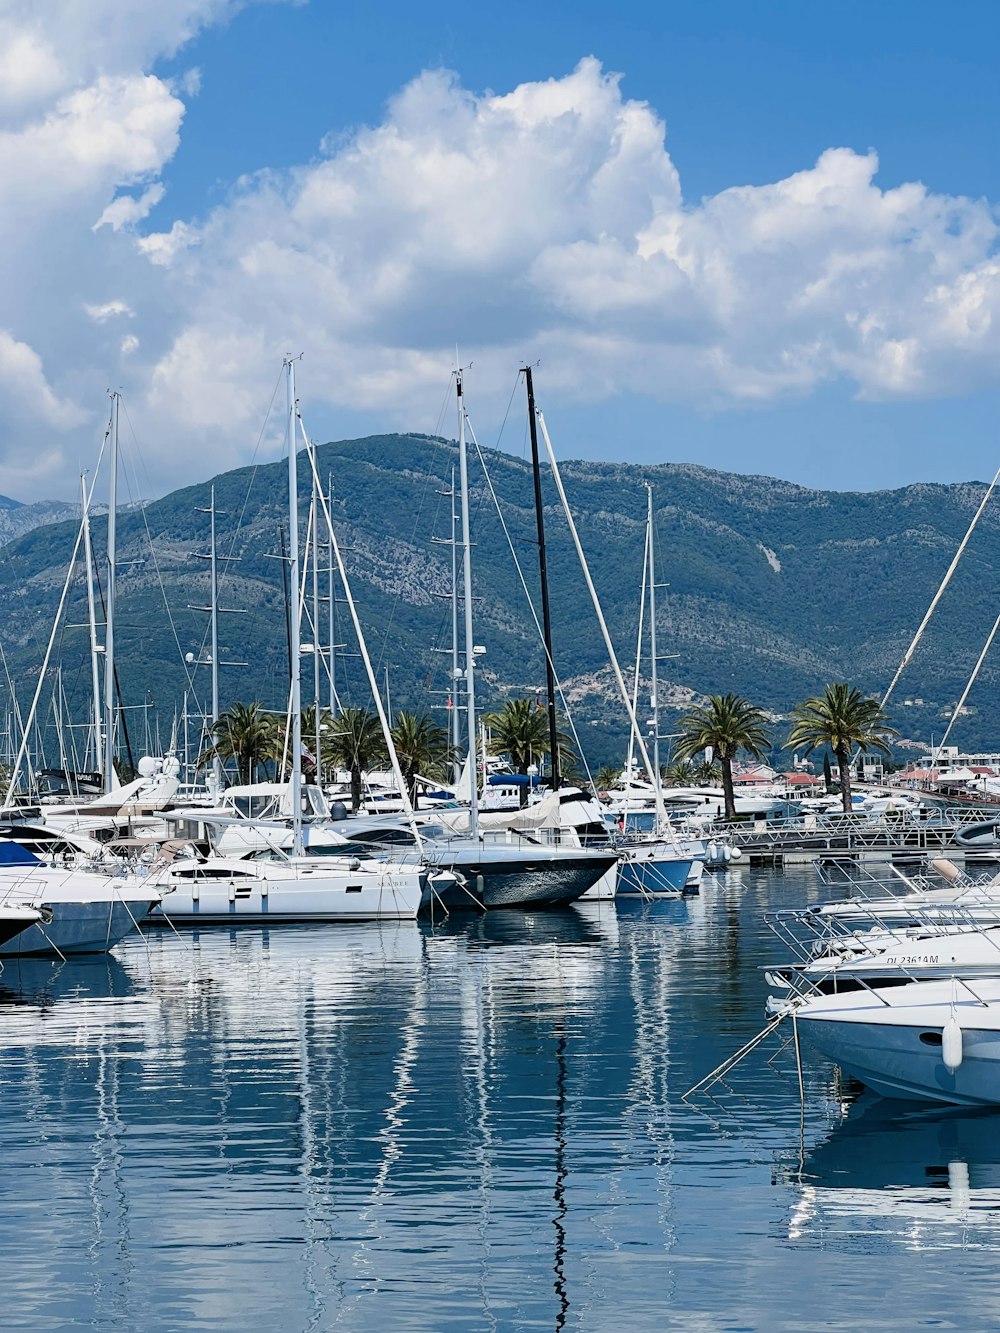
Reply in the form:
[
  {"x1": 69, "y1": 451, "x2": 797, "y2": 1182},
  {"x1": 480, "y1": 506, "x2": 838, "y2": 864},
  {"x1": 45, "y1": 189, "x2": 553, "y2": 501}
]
[
  {"x1": 158, "y1": 1, "x2": 1000, "y2": 210},
  {"x1": 1, "y1": 0, "x2": 998, "y2": 497}
]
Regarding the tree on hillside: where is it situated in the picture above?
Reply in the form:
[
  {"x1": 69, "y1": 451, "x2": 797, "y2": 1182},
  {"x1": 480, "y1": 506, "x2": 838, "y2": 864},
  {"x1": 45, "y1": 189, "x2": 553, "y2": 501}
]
[
  {"x1": 389, "y1": 711, "x2": 456, "y2": 809},
  {"x1": 197, "y1": 702, "x2": 274, "y2": 785},
  {"x1": 484, "y1": 698, "x2": 576, "y2": 808},
  {"x1": 674, "y1": 694, "x2": 771, "y2": 820},
  {"x1": 785, "y1": 683, "x2": 897, "y2": 814},
  {"x1": 324, "y1": 707, "x2": 388, "y2": 811}
]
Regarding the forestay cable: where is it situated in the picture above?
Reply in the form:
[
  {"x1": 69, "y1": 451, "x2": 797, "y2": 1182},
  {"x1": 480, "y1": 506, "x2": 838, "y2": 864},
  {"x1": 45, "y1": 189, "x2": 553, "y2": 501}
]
[
  {"x1": 465, "y1": 414, "x2": 596, "y2": 798},
  {"x1": 537, "y1": 411, "x2": 673, "y2": 838},
  {"x1": 881, "y1": 464, "x2": 1000, "y2": 707}
]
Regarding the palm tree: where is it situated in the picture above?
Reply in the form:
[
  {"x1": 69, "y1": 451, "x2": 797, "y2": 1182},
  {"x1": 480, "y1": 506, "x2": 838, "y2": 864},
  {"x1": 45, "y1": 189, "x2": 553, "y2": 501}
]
[
  {"x1": 674, "y1": 693, "x2": 771, "y2": 820},
  {"x1": 692, "y1": 758, "x2": 722, "y2": 784},
  {"x1": 197, "y1": 701, "x2": 275, "y2": 785},
  {"x1": 593, "y1": 764, "x2": 621, "y2": 795},
  {"x1": 484, "y1": 698, "x2": 576, "y2": 808},
  {"x1": 323, "y1": 707, "x2": 388, "y2": 812},
  {"x1": 389, "y1": 711, "x2": 456, "y2": 809},
  {"x1": 665, "y1": 760, "x2": 696, "y2": 787},
  {"x1": 786, "y1": 683, "x2": 898, "y2": 814}
]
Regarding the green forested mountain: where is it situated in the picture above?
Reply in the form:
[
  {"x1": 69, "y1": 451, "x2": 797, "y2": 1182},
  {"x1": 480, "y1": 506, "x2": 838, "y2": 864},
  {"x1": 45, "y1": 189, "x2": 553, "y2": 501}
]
[{"x1": 2, "y1": 432, "x2": 998, "y2": 770}]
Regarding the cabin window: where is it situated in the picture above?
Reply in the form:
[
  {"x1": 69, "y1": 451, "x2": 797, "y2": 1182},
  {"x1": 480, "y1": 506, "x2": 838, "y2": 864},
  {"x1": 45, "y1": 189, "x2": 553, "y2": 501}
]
[{"x1": 919, "y1": 1031, "x2": 943, "y2": 1047}]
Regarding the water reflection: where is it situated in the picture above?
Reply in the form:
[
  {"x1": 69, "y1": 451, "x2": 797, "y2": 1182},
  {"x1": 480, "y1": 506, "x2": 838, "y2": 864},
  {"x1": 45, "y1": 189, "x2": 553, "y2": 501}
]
[
  {"x1": 5, "y1": 873, "x2": 1000, "y2": 1329},
  {"x1": 784, "y1": 1095, "x2": 1000, "y2": 1250}
]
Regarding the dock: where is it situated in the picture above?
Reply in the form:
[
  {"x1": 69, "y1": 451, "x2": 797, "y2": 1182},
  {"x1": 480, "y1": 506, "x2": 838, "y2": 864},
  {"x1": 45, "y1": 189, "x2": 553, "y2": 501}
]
[{"x1": 721, "y1": 809, "x2": 1000, "y2": 868}]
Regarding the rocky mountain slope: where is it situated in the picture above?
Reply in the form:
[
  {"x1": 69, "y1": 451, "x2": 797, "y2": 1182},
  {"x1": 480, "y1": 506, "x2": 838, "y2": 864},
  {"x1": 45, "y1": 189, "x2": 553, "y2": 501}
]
[{"x1": 1, "y1": 433, "x2": 996, "y2": 768}]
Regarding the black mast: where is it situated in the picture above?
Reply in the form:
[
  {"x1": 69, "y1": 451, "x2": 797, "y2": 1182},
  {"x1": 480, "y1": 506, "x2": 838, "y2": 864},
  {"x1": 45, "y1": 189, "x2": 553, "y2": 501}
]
[{"x1": 524, "y1": 366, "x2": 561, "y2": 792}]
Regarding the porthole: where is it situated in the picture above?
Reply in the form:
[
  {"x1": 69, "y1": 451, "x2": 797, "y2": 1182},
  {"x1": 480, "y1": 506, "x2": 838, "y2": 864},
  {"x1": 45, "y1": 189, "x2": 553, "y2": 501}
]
[{"x1": 919, "y1": 1031, "x2": 943, "y2": 1047}]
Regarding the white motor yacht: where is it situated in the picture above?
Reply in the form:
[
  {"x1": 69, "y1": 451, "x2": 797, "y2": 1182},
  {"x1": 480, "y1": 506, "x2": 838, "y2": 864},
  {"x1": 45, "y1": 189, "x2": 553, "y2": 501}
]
[
  {"x1": 795, "y1": 976, "x2": 1000, "y2": 1106},
  {"x1": 768, "y1": 921, "x2": 1000, "y2": 997},
  {"x1": 0, "y1": 843, "x2": 161, "y2": 956}
]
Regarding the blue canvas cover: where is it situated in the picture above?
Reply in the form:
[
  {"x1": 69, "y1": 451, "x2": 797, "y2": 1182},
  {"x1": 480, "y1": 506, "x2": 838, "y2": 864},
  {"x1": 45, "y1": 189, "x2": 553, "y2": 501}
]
[{"x1": 0, "y1": 841, "x2": 41, "y2": 866}]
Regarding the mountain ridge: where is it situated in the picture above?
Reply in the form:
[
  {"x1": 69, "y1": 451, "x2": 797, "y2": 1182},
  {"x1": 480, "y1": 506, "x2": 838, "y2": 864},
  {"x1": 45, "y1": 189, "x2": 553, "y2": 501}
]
[{"x1": 0, "y1": 433, "x2": 997, "y2": 768}]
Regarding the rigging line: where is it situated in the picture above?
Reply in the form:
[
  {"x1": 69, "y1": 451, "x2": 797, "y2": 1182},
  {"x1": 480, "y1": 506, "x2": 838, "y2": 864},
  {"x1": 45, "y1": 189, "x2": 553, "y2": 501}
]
[
  {"x1": 216, "y1": 364, "x2": 285, "y2": 592},
  {"x1": 299, "y1": 413, "x2": 424, "y2": 850},
  {"x1": 2, "y1": 481, "x2": 93, "y2": 806},
  {"x1": 371, "y1": 435, "x2": 439, "y2": 679},
  {"x1": 187, "y1": 366, "x2": 287, "y2": 677},
  {"x1": 118, "y1": 399, "x2": 204, "y2": 710},
  {"x1": 880, "y1": 463, "x2": 1000, "y2": 709},
  {"x1": 493, "y1": 373, "x2": 521, "y2": 455},
  {"x1": 465, "y1": 413, "x2": 596, "y2": 796},
  {"x1": 536, "y1": 411, "x2": 672, "y2": 835},
  {"x1": 0, "y1": 420, "x2": 112, "y2": 668},
  {"x1": 652, "y1": 506, "x2": 676, "y2": 637},
  {"x1": 931, "y1": 608, "x2": 1000, "y2": 766},
  {"x1": 626, "y1": 517, "x2": 651, "y2": 784},
  {"x1": 431, "y1": 371, "x2": 455, "y2": 441},
  {"x1": 0, "y1": 635, "x2": 33, "y2": 792}
]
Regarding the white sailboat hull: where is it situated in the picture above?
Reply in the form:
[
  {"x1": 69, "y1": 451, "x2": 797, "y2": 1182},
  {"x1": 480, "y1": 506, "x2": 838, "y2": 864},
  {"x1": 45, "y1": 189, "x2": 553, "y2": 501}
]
[{"x1": 149, "y1": 857, "x2": 424, "y2": 923}]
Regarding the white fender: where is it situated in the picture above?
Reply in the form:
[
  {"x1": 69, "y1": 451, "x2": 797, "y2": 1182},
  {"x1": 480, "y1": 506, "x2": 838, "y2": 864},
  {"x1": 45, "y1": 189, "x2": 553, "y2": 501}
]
[
  {"x1": 942, "y1": 1015, "x2": 964, "y2": 1073},
  {"x1": 729, "y1": 846, "x2": 742, "y2": 862}
]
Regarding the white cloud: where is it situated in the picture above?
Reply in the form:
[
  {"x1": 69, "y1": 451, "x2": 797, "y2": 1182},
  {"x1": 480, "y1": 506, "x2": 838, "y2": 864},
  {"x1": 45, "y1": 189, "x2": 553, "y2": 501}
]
[
  {"x1": 0, "y1": 0, "x2": 282, "y2": 498},
  {"x1": 132, "y1": 57, "x2": 1000, "y2": 482},
  {"x1": 94, "y1": 183, "x2": 166, "y2": 232},
  {"x1": 85, "y1": 300, "x2": 135, "y2": 323},
  {"x1": 0, "y1": 328, "x2": 88, "y2": 431},
  {"x1": 0, "y1": 32, "x2": 999, "y2": 500}
]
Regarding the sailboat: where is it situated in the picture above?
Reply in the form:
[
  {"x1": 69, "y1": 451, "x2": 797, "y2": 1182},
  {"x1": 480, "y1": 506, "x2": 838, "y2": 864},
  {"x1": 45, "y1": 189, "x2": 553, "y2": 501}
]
[
  {"x1": 317, "y1": 369, "x2": 618, "y2": 912},
  {"x1": 147, "y1": 359, "x2": 431, "y2": 924}
]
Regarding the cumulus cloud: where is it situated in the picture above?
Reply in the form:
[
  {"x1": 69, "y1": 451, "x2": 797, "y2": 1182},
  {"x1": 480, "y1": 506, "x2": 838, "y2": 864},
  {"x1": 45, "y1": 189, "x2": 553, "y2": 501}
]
[
  {"x1": 1, "y1": 32, "x2": 999, "y2": 499},
  {"x1": 133, "y1": 57, "x2": 1000, "y2": 478},
  {"x1": 0, "y1": 0, "x2": 278, "y2": 496},
  {"x1": 94, "y1": 183, "x2": 166, "y2": 232},
  {"x1": 85, "y1": 300, "x2": 135, "y2": 323}
]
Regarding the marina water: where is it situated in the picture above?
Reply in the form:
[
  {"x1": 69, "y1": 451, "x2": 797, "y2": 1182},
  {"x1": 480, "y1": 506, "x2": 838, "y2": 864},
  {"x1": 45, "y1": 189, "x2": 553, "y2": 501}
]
[{"x1": 0, "y1": 865, "x2": 995, "y2": 1330}]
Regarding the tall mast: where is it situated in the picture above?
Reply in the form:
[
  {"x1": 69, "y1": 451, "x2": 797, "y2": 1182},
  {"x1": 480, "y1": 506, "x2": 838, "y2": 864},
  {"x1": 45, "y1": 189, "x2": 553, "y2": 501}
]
[
  {"x1": 327, "y1": 472, "x2": 336, "y2": 715},
  {"x1": 457, "y1": 369, "x2": 479, "y2": 837},
  {"x1": 81, "y1": 473, "x2": 102, "y2": 777},
  {"x1": 524, "y1": 366, "x2": 561, "y2": 792},
  {"x1": 450, "y1": 463, "x2": 461, "y2": 768},
  {"x1": 286, "y1": 358, "x2": 304, "y2": 855},
  {"x1": 647, "y1": 485, "x2": 661, "y2": 790},
  {"x1": 209, "y1": 486, "x2": 220, "y2": 790},
  {"x1": 310, "y1": 467, "x2": 322, "y2": 769},
  {"x1": 103, "y1": 391, "x2": 119, "y2": 792}
]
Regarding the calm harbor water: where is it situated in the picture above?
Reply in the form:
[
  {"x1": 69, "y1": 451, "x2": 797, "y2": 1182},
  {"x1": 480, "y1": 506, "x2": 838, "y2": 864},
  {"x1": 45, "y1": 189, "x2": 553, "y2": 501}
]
[{"x1": 1, "y1": 865, "x2": 997, "y2": 1331}]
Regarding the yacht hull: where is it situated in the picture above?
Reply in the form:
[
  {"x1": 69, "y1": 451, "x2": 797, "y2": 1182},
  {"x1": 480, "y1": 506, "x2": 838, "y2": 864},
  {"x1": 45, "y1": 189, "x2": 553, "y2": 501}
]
[
  {"x1": 423, "y1": 849, "x2": 618, "y2": 911},
  {"x1": 149, "y1": 860, "x2": 424, "y2": 923},
  {"x1": 616, "y1": 852, "x2": 693, "y2": 898},
  {"x1": 798, "y1": 1015, "x2": 1000, "y2": 1106},
  {"x1": 0, "y1": 899, "x2": 154, "y2": 956},
  {"x1": 0, "y1": 906, "x2": 41, "y2": 948}
]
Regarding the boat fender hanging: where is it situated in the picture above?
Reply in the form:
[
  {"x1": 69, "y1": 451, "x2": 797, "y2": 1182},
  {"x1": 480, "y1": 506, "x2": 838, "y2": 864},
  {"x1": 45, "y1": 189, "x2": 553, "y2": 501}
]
[
  {"x1": 931, "y1": 858, "x2": 962, "y2": 884},
  {"x1": 942, "y1": 1015, "x2": 963, "y2": 1072}
]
